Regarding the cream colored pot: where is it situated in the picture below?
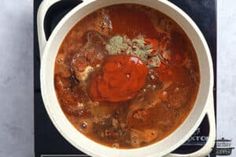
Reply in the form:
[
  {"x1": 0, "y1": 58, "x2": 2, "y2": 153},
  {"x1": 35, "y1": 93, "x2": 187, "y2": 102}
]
[{"x1": 37, "y1": 0, "x2": 215, "y2": 156}]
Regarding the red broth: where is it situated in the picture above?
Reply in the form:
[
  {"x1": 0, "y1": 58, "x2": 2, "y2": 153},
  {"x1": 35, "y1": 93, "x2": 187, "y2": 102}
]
[{"x1": 54, "y1": 4, "x2": 200, "y2": 148}]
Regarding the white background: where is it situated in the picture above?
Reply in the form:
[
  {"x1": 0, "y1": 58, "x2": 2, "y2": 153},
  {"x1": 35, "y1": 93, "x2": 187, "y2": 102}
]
[{"x1": 0, "y1": 0, "x2": 235, "y2": 156}]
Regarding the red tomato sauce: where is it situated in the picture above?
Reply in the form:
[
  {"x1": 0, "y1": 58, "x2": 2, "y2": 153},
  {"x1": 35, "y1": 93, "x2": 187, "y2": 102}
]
[{"x1": 88, "y1": 55, "x2": 148, "y2": 102}]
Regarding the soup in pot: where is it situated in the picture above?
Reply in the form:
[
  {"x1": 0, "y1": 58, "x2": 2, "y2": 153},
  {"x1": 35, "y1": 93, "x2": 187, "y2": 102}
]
[{"x1": 54, "y1": 4, "x2": 200, "y2": 148}]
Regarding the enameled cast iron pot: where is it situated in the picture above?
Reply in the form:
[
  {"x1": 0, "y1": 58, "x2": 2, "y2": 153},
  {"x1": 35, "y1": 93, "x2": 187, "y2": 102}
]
[{"x1": 37, "y1": 0, "x2": 216, "y2": 156}]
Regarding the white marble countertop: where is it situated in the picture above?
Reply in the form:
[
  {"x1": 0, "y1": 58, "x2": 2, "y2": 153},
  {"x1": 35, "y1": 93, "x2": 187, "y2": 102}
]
[
  {"x1": 0, "y1": 0, "x2": 33, "y2": 157},
  {"x1": 217, "y1": 0, "x2": 236, "y2": 156},
  {"x1": 0, "y1": 0, "x2": 235, "y2": 157}
]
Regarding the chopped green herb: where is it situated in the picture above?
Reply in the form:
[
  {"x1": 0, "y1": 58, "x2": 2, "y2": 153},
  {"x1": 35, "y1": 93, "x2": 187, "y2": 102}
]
[
  {"x1": 105, "y1": 35, "x2": 163, "y2": 67},
  {"x1": 106, "y1": 35, "x2": 130, "y2": 54}
]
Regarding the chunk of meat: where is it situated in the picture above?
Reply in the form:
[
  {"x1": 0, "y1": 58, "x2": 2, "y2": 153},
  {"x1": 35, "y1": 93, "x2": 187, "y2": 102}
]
[
  {"x1": 167, "y1": 86, "x2": 190, "y2": 109},
  {"x1": 71, "y1": 31, "x2": 108, "y2": 81},
  {"x1": 128, "y1": 88, "x2": 162, "y2": 115},
  {"x1": 82, "y1": 31, "x2": 107, "y2": 66},
  {"x1": 55, "y1": 75, "x2": 77, "y2": 114},
  {"x1": 71, "y1": 61, "x2": 95, "y2": 83},
  {"x1": 132, "y1": 109, "x2": 148, "y2": 121},
  {"x1": 72, "y1": 31, "x2": 107, "y2": 65},
  {"x1": 71, "y1": 55, "x2": 89, "y2": 73},
  {"x1": 130, "y1": 129, "x2": 158, "y2": 147},
  {"x1": 93, "y1": 117, "x2": 123, "y2": 140},
  {"x1": 54, "y1": 75, "x2": 90, "y2": 117},
  {"x1": 142, "y1": 129, "x2": 159, "y2": 143},
  {"x1": 127, "y1": 107, "x2": 154, "y2": 129},
  {"x1": 94, "y1": 9, "x2": 112, "y2": 36},
  {"x1": 55, "y1": 53, "x2": 71, "y2": 78},
  {"x1": 54, "y1": 74, "x2": 71, "y2": 92},
  {"x1": 166, "y1": 83, "x2": 191, "y2": 109}
]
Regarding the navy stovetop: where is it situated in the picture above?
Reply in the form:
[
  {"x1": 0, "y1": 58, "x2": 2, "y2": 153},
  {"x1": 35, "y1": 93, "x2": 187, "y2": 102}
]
[{"x1": 34, "y1": 0, "x2": 216, "y2": 156}]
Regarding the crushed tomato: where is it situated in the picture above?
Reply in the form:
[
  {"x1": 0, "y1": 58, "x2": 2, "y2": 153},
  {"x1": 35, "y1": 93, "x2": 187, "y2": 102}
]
[{"x1": 88, "y1": 55, "x2": 148, "y2": 102}]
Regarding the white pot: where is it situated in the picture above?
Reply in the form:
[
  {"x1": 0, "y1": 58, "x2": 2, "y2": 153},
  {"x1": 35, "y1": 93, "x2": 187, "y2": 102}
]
[{"x1": 37, "y1": 0, "x2": 215, "y2": 157}]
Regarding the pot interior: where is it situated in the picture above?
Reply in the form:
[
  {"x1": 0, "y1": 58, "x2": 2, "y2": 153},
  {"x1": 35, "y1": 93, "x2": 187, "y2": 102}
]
[{"x1": 40, "y1": 0, "x2": 213, "y2": 156}]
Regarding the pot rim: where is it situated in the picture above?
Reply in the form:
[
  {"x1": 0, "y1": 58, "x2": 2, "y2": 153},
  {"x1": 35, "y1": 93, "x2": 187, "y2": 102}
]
[{"x1": 40, "y1": 0, "x2": 214, "y2": 157}]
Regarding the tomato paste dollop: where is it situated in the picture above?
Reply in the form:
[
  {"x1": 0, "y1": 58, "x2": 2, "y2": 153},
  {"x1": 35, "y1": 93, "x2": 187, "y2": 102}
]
[{"x1": 88, "y1": 55, "x2": 148, "y2": 102}]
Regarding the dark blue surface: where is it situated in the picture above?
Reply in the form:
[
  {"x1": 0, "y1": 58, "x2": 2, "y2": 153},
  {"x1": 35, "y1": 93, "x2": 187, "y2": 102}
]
[{"x1": 34, "y1": 0, "x2": 216, "y2": 156}]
